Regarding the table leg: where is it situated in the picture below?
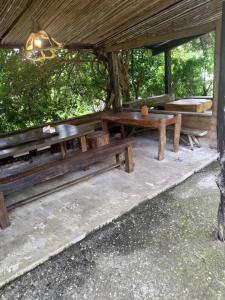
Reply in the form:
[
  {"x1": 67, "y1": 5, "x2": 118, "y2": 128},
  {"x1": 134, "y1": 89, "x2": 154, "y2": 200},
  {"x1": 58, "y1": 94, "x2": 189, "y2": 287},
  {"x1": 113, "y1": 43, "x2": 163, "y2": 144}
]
[
  {"x1": 158, "y1": 119, "x2": 166, "y2": 161},
  {"x1": 80, "y1": 136, "x2": 87, "y2": 152},
  {"x1": 60, "y1": 142, "x2": 67, "y2": 159},
  {"x1": 173, "y1": 114, "x2": 182, "y2": 152}
]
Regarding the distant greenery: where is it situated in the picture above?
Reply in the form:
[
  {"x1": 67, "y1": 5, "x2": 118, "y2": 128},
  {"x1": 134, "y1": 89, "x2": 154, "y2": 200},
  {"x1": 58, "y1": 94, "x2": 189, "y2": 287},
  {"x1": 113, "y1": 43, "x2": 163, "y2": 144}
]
[{"x1": 0, "y1": 33, "x2": 214, "y2": 132}]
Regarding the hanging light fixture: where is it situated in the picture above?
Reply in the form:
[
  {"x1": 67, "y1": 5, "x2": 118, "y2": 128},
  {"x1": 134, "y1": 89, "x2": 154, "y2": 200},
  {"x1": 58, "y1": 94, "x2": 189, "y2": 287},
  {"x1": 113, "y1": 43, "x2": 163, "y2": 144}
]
[{"x1": 25, "y1": 29, "x2": 64, "y2": 61}]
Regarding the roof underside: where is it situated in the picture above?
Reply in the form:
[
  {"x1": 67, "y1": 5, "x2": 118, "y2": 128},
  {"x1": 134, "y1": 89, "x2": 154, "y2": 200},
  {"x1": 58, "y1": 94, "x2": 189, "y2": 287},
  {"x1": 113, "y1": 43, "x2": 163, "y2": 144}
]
[{"x1": 0, "y1": 0, "x2": 222, "y2": 52}]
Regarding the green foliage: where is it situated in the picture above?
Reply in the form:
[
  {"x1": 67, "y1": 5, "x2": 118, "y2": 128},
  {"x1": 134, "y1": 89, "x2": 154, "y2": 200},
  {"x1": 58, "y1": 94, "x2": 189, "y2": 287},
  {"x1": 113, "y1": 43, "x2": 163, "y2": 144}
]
[
  {"x1": 0, "y1": 33, "x2": 215, "y2": 132},
  {"x1": 127, "y1": 33, "x2": 214, "y2": 100},
  {"x1": 0, "y1": 50, "x2": 107, "y2": 132},
  {"x1": 128, "y1": 49, "x2": 165, "y2": 99},
  {"x1": 171, "y1": 33, "x2": 214, "y2": 97}
]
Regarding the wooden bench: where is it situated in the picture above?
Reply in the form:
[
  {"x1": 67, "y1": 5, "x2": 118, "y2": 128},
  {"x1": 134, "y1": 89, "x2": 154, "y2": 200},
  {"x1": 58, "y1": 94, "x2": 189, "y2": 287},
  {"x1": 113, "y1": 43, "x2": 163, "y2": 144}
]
[
  {"x1": 0, "y1": 140, "x2": 134, "y2": 229},
  {"x1": 180, "y1": 127, "x2": 208, "y2": 150}
]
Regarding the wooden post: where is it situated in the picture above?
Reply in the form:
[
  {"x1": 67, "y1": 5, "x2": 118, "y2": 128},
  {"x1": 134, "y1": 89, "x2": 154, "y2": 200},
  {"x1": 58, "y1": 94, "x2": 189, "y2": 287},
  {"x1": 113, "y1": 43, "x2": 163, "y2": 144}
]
[
  {"x1": 108, "y1": 52, "x2": 121, "y2": 111},
  {"x1": 158, "y1": 119, "x2": 166, "y2": 161},
  {"x1": 165, "y1": 49, "x2": 172, "y2": 94},
  {"x1": 79, "y1": 136, "x2": 88, "y2": 152},
  {"x1": 216, "y1": 1, "x2": 225, "y2": 241},
  {"x1": 0, "y1": 192, "x2": 10, "y2": 229},
  {"x1": 209, "y1": 19, "x2": 222, "y2": 148},
  {"x1": 125, "y1": 145, "x2": 134, "y2": 173},
  {"x1": 173, "y1": 114, "x2": 182, "y2": 152}
]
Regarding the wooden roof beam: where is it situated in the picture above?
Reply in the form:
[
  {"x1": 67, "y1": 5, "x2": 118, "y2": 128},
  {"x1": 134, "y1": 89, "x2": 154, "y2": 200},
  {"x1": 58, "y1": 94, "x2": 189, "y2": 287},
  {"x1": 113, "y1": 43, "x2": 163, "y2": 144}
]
[
  {"x1": 101, "y1": 22, "x2": 216, "y2": 52},
  {"x1": 146, "y1": 35, "x2": 203, "y2": 55}
]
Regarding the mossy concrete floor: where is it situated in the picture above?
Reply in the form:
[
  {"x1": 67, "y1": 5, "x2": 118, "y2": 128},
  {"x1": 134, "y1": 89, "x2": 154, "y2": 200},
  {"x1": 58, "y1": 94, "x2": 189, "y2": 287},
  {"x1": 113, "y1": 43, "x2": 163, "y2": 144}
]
[{"x1": 1, "y1": 161, "x2": 224, "y2": 300}]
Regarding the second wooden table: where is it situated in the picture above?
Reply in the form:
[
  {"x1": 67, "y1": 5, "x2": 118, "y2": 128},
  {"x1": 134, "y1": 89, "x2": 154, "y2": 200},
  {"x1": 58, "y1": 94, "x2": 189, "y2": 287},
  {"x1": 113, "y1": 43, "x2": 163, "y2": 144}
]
[{"x1": 102, "y1": 112, "x2": 182, "y2": 160}]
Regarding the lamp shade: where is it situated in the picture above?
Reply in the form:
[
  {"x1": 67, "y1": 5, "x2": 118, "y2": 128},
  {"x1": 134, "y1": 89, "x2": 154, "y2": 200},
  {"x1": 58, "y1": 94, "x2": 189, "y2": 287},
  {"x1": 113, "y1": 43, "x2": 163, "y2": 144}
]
[{"x1": 25, "y1": 30, "x2": 63, "y2": 61}]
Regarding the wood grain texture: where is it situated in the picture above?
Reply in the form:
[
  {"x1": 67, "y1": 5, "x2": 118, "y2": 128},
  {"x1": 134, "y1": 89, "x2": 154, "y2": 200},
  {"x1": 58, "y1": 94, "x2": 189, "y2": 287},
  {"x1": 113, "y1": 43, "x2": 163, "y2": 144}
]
[
  {"x1": 0, "y1": 124, "x2": 93, "y2": 160},
  {"x1": 102, "y1": 112, "x2": 181, "y2": 160},
  {"x1": 164, "y1": 99, "x2": 213, "y2": 113},
  {"x1": 0, "y1": 192, "x2": 10, "y2": 229},
  {"x1": 0, "y1": 140, "x2": 134, "y2": 195}
]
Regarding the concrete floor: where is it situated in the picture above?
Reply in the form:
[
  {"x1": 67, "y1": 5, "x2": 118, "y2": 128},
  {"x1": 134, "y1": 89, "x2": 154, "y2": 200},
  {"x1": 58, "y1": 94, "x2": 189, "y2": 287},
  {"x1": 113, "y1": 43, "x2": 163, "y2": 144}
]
[
  {"x1": 1, "y1": 162, "x2": 223, "y2": 300},
  {"x1": 0, "y1": 133, "x2": 218, "y2": 288}
]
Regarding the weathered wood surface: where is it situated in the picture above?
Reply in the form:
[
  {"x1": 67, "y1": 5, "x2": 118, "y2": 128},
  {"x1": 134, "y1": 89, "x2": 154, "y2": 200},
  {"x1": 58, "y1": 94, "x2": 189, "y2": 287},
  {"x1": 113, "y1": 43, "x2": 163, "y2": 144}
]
[
  {"x1": 0, "y1": 129, "x2": 58, "y2": 150},
  {"x1": 164, "y1": 99, "x2": 213, "y2": 113},
  {"x1": 102, "y1": 111, "x2": 181, "y2": 160},
  {"x1": 102, "y1": 112, "x2": 178, "y2": 128},
  {"x1": 0, "y1": 139, "x2": 135, "y2": 229},
  {"x1": 180, "y1": 128, "x2": 208, "y2": 137},
  {"x1": 0, "y1": 113, "x2": 104, "y2": 138},
  {"x1": 0, "y1": 124, "x2": 93, "y2": 160},
  {"x1": 86, "y1": 131, "x2": 109, "y2": 149},
  {"x1": 123, "y1": 94, "x2": 174, "y2": 109},
  {"x1": 0, "y1": 192, "x2": 10, "y2": 229}
]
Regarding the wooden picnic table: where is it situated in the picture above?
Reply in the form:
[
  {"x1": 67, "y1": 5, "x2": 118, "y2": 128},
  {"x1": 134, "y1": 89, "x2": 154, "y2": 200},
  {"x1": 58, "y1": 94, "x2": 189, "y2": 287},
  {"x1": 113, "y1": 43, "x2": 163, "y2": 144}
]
[
  {"x1": 0, "y1": 124, "x2": 94, "y2": 161},
  {"x1": 102, "y1": 112, "x2": 182, "y2": 160}
]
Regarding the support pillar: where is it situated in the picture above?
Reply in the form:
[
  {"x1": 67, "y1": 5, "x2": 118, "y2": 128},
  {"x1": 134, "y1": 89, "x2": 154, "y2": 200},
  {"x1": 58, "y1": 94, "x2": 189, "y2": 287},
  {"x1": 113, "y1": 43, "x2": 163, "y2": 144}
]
[
  {"x1": 164, "y1": 49, "x2": 172, "y2": 95},
  {"x1": 107, "y1": 52, "x2": 121, "y2": 111},
  {"x1": 216, "y1": 1, "x2": 225, "y2": 241},
  {"x1": 209, "y1": 19, "x2": 222, "y2": 148}
]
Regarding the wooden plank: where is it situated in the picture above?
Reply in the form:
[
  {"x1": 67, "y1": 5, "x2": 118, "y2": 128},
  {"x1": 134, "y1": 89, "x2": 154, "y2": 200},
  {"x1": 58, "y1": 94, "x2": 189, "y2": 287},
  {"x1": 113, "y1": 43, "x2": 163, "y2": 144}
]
[
  {"x1": 0, "y1": 129, "x2": 58, "y2": 150},
  {"x1": 0, "y1": 140, "x2": 134, "y2": 195},
  {"x1": 0, "y1": 124, "x2": 93, "y2": 160},
  {"x1": 164, "y1": 99, "x2": 213, "y2": 112},
  {"x1": 123, "y1": 94, "x2": 174, "y2": 109},
  {"x1": 180, "y1": 127, "x2": 208, "y2": 136}
]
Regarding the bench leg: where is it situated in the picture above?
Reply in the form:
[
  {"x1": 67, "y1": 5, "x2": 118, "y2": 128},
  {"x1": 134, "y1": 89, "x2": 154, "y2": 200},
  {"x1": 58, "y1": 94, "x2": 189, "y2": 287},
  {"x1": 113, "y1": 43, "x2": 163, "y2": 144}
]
[
  {"x1": 187, "y1": 135, "x2": 194, "y2": 151},
  {"x1": 192, "y1": 136, "x2": 201, "y2": 148},
  {"x1": 125, "y1": 145, "x2": 134, "y2": 173},
  {"x1": 173, "y1": 114, "x2": 181, "y2": 152},
  {"x1": 0, "y1": 192, "x2": 10, "y2": 229},
  {"x1": 158, "y1": 119, "x2": 166, "y2": 161},
  {"x1": 60, "y1": 142, "x2": 67, "y2": 158},
  {"x1": 80, "y1": 136, "x2": 87, "y2": 152},
  {"x1": 120, "y1": 125, "x2": 126, "y2": 139}
]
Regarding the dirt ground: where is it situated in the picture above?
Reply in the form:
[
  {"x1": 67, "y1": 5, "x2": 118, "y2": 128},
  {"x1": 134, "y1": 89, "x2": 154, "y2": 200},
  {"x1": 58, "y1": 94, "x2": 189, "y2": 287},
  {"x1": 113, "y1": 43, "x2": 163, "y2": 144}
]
[{"x1": 1, "y1": 161, "x2": 225, "y2": 300}]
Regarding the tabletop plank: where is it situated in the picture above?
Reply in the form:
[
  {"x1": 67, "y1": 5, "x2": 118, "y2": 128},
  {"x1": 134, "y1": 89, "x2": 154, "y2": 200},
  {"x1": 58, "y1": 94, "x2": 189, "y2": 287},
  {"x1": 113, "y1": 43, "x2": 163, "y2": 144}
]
[
  {"x1": 102, "y1": 112, "x2": 175, "y2": 127},
  {"x1": 0, "y1": 129, "x2": 58, "y2": 150},
  {"x1": 0, "y1": 124, "x2": 94, "y2": 160}
]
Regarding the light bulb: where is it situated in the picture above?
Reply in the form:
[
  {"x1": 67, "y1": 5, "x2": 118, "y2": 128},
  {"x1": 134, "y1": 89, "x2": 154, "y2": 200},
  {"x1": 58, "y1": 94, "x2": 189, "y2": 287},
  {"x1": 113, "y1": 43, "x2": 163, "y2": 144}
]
[{"x1": 34, "y1": 38, "x2": 42, "y2": 48}]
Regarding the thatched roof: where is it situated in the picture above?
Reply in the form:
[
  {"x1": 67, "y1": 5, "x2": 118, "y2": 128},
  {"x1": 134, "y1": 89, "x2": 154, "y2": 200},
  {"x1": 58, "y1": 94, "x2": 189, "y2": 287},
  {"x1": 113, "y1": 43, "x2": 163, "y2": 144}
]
[{"x1": 0, "y1": 0, "x2": 222, "y2": 52}]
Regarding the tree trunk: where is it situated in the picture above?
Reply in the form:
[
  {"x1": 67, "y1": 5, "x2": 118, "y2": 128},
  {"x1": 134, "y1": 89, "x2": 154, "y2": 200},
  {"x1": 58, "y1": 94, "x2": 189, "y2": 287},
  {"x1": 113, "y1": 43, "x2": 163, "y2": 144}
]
[{"x1": 118, "y1": 51, "x2": 131, "y2": 103}]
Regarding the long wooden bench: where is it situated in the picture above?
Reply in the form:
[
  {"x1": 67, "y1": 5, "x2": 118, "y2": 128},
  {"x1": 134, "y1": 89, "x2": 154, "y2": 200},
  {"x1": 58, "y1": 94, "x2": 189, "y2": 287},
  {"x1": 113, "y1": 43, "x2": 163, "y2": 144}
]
[{"x1": 0, "y1": 139, "x2": 134, "y2": 229}]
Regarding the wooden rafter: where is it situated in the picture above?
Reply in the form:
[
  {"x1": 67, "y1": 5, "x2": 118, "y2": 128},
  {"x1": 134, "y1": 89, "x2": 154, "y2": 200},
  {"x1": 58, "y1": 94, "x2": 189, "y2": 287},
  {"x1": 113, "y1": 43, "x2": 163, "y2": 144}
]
[{"x1": 101, "y1": 22, "x2": 216, "y2": 52}]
